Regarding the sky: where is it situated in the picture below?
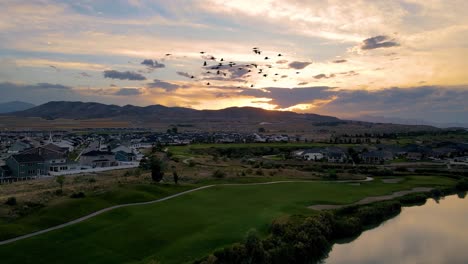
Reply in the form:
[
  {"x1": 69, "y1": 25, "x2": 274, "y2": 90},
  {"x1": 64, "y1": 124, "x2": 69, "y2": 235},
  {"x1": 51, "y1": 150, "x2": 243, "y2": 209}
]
[{"x1": 0, "y1": 0, "x2": 467, "y2": 123}]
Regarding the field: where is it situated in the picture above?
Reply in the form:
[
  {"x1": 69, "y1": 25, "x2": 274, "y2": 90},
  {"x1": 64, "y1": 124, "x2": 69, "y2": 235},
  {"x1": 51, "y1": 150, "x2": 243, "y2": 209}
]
[{"x1": 0, "y1": 175, "x2": 455, "y2": 264}]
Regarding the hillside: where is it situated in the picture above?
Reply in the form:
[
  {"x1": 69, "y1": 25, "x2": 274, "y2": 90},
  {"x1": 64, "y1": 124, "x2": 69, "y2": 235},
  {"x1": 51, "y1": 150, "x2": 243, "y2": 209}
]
[
  {"x1": 5, "y1": 101, "x2": 341, "y2": 123},
  {"x1": 0, "y1": 101, "x2": 35, "y2": 113}
]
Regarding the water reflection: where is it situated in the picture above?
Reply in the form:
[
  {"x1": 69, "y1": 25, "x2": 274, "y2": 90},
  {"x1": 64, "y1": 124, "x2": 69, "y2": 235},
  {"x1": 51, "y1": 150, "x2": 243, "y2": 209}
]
[{"x1": 325, "y1": 195, "x2": 468, "y2": 264}]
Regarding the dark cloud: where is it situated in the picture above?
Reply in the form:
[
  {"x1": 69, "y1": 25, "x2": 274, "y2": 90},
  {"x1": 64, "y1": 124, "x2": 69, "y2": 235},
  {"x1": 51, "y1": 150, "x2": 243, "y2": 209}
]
[
  {"x1": 361, "y1": 35, "x2": 399, "y2": 50},
  {"x1": 114, "y1": 88, "x2": 142, "y2": 96},
  {"x1": 288, "y1": 61, "x2": 312, "y2": 69},
  {"x1": 33, "y1": 83, "x2": 72, "y2": 90},
  {"x1": 146, "y1": 79, "x2": 180, "y2": 92},
  {"x1": 314, "y1": 74, "x2": 335, "y2": 79},
  {"x1": 79, "y1": 72, "x2": 92, "y2": 78},
  {"x1": 339, "y1": 71, "x2": 359, "y2": 77},
  {"x1": 103, "y1": 70, "x2": 147, "y2": 81},
  {"x1": 201, "y1": 65, "x2": 250, "y2": 83},
  {"x1": 333, "y1": 59, "x2": 347, "y2": 63},
  {"x1": 176, "y1": 71, "x2": 192, "y2": 78},
  {"x1": 141, "y1": 59, "x2": 165, "y2": 69},
  {"x1": 238, "y1": 85, "x2": 468, "y2": 123}
]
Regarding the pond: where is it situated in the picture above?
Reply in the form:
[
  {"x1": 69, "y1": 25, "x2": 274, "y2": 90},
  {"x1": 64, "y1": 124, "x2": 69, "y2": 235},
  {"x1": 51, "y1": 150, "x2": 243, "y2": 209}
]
[{"x1": 324, "y1": 193, "x2": 468, "y2": 264}]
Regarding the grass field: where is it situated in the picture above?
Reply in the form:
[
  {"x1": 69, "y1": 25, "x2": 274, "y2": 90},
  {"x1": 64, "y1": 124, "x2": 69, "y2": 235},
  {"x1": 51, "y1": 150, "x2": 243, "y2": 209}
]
[{"x1": 0, "y1": 175, "x2": 455, "y2": 264}]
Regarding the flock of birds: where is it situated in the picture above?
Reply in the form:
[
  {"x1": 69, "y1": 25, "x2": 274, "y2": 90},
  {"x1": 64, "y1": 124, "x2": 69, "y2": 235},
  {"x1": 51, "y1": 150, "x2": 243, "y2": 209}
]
[{"x1": 162, "y1": 47, "x2": 302, "y2": 88}]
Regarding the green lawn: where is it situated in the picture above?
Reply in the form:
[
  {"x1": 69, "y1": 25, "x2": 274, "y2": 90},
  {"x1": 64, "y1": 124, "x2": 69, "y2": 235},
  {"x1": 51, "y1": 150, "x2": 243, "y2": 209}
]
[
  {"x1": 0, "y1": 184, "x2": 193, "y2": 241},
  {"x1": 0, "y1": 176, "x2": 455, "y2": 264}
]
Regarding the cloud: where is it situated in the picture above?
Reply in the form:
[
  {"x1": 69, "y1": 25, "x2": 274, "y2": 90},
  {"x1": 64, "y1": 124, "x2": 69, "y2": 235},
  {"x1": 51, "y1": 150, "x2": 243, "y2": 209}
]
[
  {"x1": 33, "y1": 83, "x2": 72, "y2": 90},
  {"x1": 79, "y1": 72, "x2": 92, "y2": 77},
  {"x1": 176, "y1": 71, "x2": 192, "y2": 78},
  {"x1": 361, "y1": 35, "x2": 399, "y2": 50},
  {"x1": 314, "y1": 74, "x2": 335, "y2": 79},
  {"x1": 141, "y1": 59, "x2": 165, "y2": 69},
  {"x1": 288, "y1": 61, "x2": 311, "y2": 69},
  {"x1": 114, "y1": 88, "x2": 143, "y2": 96},
  {"x1": 240, "y1": 86, "x2": 333, "y2": 108},
  {"x1": 103, "y1": 70, "x2": 147, "y2": 81},
  {"x1": 146, "y1": 79, "x2": 180, "y2": 92},
  {"x1": 333, "y1": 59, "x2": 347, "y2": 63}
]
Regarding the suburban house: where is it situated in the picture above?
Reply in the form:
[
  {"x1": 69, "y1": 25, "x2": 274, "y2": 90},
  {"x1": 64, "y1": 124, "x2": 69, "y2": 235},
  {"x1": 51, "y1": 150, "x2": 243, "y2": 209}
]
[
  {"x1": 80, "y1": 151, "x2": 117, "y2": 168},
  {"x1": 407, "y1": 152, "x2": 423, "y2": 160},
  {"x1": 115, "y1": 150, "x2": 137, "y2": 162},
  {"x1": 22, "y1": 144, "x2": 76, "y2": 173},
  {"x1": 302, "y1": 149, "x2": 325, "y2": 161},
  {"x1": 0, "y1": 165, "x2": 8, "y2": 182},
  {"x1": 361, "y1": 150, "x2": 394, "y2": 164},
  {"x1": 7, "y1": 141, "x2": 31, "y2": 154},
  {"x1": 6, "y1": 154, "x2": 46, "y2": 178}
]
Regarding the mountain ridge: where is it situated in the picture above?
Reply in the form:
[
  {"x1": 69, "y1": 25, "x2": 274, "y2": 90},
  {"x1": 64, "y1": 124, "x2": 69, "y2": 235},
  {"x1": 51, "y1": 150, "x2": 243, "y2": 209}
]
[
  {"x1": 3, "y1": 101, "x2": 341, "y2": 123},
  {"x1": 0, "y1": 101, "x2": 35, "y2": 113}
]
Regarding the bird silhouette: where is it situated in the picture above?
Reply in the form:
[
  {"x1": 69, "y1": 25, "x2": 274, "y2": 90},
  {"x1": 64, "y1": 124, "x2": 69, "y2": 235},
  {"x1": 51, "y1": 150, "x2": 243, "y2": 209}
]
[
  {"x1": 165, "y1": 53, "x2": 171, "y2": 56},
  {"x1": 250, "y1": 84, "x2": 254, "y2": 87},
  {"x1": 264, "y1": 57, "x2": 269, "y2": 60},
  {"x1": 278, "y1": 54, "x2": 282, "y2": 56},
  {"x1": 263, "y1": 74, "x2": 267, "y2": 77},
  {"x1": 207, "y1": 82, "x2": 210, "y2": 85},
  {"x1": 200, "y1": 51, "x2": 205, "y2": 54},
  {"x1": 203, "y1": 61, "x2": 207, "y2": 66},
  {"x1": 220, "y1": 58, "x2": 224, "y2": 61}
]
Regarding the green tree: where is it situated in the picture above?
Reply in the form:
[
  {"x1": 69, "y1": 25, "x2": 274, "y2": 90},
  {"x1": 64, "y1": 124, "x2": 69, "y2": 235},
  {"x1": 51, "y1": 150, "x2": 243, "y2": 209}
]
[
  {"x1": 151, "y1": 157, "x2": 165, "y2": 182},
  {"x1": 56, "y1": 175, "x2": 65, "y2": 192},
  {"x1": 173, "y1": 171, "x2": 179, "y2": 184}
]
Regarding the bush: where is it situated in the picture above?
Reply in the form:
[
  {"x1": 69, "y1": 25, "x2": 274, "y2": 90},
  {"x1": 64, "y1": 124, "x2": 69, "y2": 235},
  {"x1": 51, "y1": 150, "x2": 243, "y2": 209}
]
[
  {"x1": 70, "y1": 192, "x2": 86, "y2": 199},
  {"x1": 255, "y1": 169, "x2": 264, "y2": 176},
  {"x1": 212, "y1": 169, "x2": 226, "y2": 178},
  {"x1": 5, "y1": 197, "x2": 17, "y2": 206},
  {"x1": 88, "y1": 177, "x2": 96, "y2": 183}
]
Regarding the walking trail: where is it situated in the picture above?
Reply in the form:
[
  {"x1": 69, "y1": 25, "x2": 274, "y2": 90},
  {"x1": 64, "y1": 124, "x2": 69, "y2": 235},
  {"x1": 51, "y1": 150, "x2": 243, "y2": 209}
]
[{"x1": 0, "y1": 177, "x2": 373, "y2": 246}]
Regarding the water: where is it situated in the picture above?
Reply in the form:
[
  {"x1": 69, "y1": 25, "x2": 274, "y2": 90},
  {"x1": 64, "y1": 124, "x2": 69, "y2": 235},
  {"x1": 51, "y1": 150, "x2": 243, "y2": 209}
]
[{"x1": 324, "y1": 194, "x2": 468, "y2": 264}]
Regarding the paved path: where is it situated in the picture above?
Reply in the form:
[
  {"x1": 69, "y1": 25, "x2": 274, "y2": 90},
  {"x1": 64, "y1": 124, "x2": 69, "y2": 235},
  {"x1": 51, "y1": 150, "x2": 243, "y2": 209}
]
[{"x1": 0, "y1": 177, "x2": 371, "y2": 246}]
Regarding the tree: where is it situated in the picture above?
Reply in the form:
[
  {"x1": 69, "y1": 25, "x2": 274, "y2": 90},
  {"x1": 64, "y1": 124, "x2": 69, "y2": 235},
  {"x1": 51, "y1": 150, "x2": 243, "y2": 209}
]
[
  {"x1": 151, "y1": 158, "x2": 165, "y2": 182},
  {"x1": 56, "y1": 175, "x2": 65, "y2": 192},
  {"x1": 258, "y1": 127, "x2": 266, "y2": 133},
  {"x1": 173, "y1": 171, "x2": 179, "y2": 184}
]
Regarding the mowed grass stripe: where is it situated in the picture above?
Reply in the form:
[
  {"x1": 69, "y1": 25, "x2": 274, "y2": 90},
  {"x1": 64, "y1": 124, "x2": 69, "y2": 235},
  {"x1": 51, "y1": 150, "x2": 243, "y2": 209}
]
[{"x1": 0, "y1": 176, "x2": 455, "y2": 264}]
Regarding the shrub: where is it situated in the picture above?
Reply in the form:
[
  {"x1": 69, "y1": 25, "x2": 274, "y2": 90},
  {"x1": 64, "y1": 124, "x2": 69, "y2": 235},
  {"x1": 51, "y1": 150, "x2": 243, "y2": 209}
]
[
  {"x1": 5, "y1": 197, "x2": 17, "y2": 206},
  {"x1": 88, "y1": 177, "x2": 96, "y2": 183},
  {"x1": 70, "y1": 192, "x2": 86, "y2": 199},
  {"x1": 212, "y1": 169, "x2": 226, "y2": 178}
]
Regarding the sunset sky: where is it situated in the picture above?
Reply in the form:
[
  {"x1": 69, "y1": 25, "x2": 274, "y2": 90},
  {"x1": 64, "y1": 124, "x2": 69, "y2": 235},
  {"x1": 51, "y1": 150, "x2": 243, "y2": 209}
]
[{"x1": 1, "y1": 0, "x2": 467, "y2": 122}]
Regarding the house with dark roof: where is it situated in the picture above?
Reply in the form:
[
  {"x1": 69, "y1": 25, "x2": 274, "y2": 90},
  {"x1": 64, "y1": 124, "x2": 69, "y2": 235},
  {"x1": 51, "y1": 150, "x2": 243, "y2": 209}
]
[
  {"x1": 22, "y1": 143, "x2": 75, "y2": 173},
  {"x1": 6, "y1": 154, "x2": 46, "y2": 178},
  {"x1": 80, "y1": 151, "x2": 117, "y2": 168},
  {"x1": 7, "y1": 141, "x2": 31, "y2": 154},
  {"x1": 360, "y1": 150, "x2": 394, "y2": 164},
  {"x1": 115, "y1": 151, "x2": 137, "y2": 162}
]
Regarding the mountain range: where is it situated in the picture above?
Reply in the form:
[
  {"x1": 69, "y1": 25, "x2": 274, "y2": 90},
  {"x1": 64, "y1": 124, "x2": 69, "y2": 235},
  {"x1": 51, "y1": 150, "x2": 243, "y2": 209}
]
[
  {"x1": 2, "y1": 101, "x2": 341, "y2": 123},
  {"x1": 0, "y1": 101, "x2": 35, "y2": 113}
]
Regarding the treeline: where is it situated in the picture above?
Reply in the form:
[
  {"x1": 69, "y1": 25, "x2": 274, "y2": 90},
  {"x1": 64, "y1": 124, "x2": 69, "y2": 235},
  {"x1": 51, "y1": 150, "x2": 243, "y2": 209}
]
[{"x1": 196, "y1": 178, "x2": 468, "y2": 264}]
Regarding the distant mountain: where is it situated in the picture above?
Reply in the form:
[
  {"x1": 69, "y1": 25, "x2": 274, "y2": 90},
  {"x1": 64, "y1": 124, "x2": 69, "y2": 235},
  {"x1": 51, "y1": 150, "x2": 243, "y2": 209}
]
[
  {"x1": 0, "y1": 101, "x2": 35, "y2": 113},
  {"x1": 352, "y1": 115, "x2": 468, "y2": 129},
  {"x1": 4, "y1": 101, "x2": 341, "y2": 123}
]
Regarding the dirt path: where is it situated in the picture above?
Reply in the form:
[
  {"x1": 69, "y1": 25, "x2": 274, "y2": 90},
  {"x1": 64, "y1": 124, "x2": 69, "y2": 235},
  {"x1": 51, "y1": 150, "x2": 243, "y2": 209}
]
[{"x1": 309, "y1": 187, "x2": 433, "y2": 210}]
